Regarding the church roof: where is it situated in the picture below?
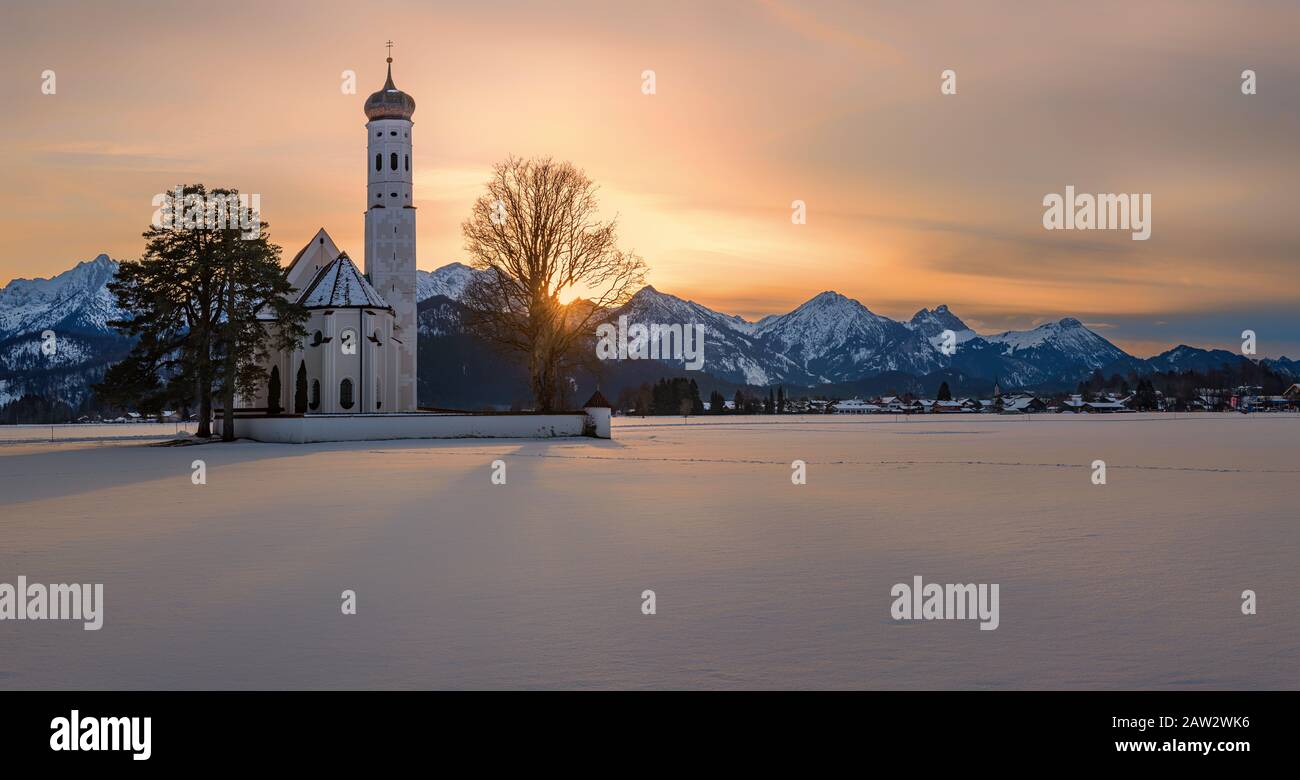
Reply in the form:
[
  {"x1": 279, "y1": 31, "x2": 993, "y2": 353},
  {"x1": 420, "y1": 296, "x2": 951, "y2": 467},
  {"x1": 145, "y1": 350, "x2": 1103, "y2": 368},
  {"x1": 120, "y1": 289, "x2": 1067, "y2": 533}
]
[
  {"x1": 582, "y1": 391, "x2": 611, "y2": 408},
  {"x1": 297, "y1": 253, "x2": 391, "y2": 310},
  {"x1": 364, "y1": 59, "x2": 416, "y2": 121},
  {"x1": 286, "y1": 228, "x2": 333, "y2": 277}
]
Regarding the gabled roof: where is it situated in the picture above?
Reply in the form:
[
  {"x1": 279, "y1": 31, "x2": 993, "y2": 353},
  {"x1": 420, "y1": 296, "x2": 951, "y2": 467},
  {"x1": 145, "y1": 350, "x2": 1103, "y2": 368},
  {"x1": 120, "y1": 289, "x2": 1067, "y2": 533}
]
[
  {"x1": 285, "y1": 228, "x2": 342, "y2": 292},
  {"x1": 297, "y1": 253, "x2": 391, "y2": 310},
  {"x1": 583, "y1": 391, "x2": 611, "y2": 408}
]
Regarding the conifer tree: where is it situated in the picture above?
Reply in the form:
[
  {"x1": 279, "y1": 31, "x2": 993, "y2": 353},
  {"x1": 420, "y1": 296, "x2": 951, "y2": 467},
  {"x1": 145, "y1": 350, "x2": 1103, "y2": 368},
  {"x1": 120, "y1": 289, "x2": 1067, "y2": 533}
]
[
  {"x1": 101, "y1": 184, "x2": 307, "y2": 439},
  {"x1": 295, "y1": 360, "x2": 308, "y2": 414},
  {"x1": 267, "y1": 365, "x2": 282, "y2": 414}
]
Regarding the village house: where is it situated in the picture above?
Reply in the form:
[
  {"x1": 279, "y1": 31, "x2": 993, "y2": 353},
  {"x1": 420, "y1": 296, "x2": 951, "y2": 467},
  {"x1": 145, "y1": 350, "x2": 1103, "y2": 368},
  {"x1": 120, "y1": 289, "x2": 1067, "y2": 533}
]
[
  {"x1": 833, "y1": 398, "x2": 881, "y2": 414},
  {"x1": 1002, "y1": 395, "x2": 1047, "y2": 413}
]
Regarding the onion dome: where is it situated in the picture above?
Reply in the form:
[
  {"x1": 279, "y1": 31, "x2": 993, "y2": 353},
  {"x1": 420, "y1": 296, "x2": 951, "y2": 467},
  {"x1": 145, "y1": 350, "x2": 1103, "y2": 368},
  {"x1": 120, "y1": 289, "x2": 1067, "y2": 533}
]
[{"x1": 363, "y1": 57, "x2": 416, "y2": 121}]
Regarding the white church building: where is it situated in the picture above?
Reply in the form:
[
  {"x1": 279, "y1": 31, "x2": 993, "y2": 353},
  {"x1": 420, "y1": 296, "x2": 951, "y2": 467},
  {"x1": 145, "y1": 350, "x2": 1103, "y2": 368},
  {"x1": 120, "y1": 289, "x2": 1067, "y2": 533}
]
[{"x1": 217, "y1": 54, "x2": 611, "y2": 442}]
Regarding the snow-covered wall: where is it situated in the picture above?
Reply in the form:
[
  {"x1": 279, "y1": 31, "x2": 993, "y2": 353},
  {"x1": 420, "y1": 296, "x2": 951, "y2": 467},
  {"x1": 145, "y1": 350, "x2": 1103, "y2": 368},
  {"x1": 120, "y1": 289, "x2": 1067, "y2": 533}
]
[{"x1": 214, "y1": 411, "x2": 603, "y2": 443}]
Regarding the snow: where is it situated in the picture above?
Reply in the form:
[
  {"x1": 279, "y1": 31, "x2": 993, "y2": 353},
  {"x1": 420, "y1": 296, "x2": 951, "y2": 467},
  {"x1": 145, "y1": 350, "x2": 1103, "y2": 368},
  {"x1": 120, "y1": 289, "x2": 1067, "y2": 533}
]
[
  {"x1": 614, "y1": 286, "x2": 783, "y2": 384},
  {"x1": 753, "y1": 291, "x2": 895, "y2": 361},
  {"x1": 989, "y1": 317, "x2": 1095, "y2": 354},
  {"x1": 416, "y1": 262, "x2": 482, "y2": 302},
  {"x1": 2, "y1": 413, "x2": 1295, "y2": 689},
  {"x1": 0, "y1": 254, "x2": 123, "y2": 338},
  {"x1": 299, "y1": 255, "x2": 390, "y2": 309}
]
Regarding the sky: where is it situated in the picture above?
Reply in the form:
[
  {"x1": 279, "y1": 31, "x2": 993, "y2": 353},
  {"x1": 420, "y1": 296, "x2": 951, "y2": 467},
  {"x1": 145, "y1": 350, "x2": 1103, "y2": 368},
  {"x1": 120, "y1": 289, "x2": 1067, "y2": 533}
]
[{"x1": 1, "y1": 0, "x2": 1298, "y2": 357}]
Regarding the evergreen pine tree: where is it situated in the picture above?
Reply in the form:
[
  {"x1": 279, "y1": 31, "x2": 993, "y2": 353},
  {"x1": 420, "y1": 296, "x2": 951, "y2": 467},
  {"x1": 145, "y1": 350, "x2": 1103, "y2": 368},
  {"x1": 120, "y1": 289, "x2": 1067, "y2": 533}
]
[
  {"x1": 101, "y1": 184, "x2": 307, "y2": 439},
  {"x1": 295, "y1": 360, "x2": 308, "y2": 414},
  {"x1": 267, "y1": 365, "x2": 282, "y2": 414}
]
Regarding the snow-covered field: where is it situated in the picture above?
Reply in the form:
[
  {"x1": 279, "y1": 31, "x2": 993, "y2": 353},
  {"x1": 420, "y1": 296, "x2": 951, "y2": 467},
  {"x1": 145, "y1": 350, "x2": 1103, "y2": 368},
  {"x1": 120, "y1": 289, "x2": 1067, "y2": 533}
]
[{"x1": 1, "y1": 413, "x2": 1296, "y2": 689}]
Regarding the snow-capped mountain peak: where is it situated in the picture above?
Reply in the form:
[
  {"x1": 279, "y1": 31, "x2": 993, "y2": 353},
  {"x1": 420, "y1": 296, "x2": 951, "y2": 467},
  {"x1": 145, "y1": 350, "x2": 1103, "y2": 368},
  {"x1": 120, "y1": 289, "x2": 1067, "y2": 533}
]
[
  {"x1": 989, "y1": 317, "x2": 1085, "y2": 351},
  {"x1": 624, "y1": 285, "x2": 755, "y2": 333},
  {"x1": 908, "y1": 303, "x2": 970, "y2": 334},
  {"x1": 908, "y1": 305, "x2": 980, "y2": 354},
  {"x1": 610, "y1": 285, "x2": 793, "y2": 386},
  {"x1": 985, "y1": 317, "x2": 1128, "y2": 375},
  {"x1": 416, "y1": 262, "x2": 483, "y2": 302},
  {"x1": 0, "y1": 254, "x2": 124, "y2": 339}
]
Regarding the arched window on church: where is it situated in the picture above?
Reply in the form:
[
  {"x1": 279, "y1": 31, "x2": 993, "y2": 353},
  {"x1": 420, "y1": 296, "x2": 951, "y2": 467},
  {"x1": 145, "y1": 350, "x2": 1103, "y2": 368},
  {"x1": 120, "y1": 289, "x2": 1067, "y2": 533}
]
[
  {"x1": 375, "y1": 153, "x2": 381, "y2": 171},
  {"x1": 340, "y1": 379, "x2": 354, "y2": 410},
  {"x1": 390, "y1": 152, "x2": 398, "y2": 171},
  {"x1": 375, "y1": 377, "x2": 382, "y2": 410},
  {"x1": 310, "y1": 380, "x2": 320, "y2": 411},
  {"x1": 404, "y1": 154, "x2": 409, "y2": 172}
]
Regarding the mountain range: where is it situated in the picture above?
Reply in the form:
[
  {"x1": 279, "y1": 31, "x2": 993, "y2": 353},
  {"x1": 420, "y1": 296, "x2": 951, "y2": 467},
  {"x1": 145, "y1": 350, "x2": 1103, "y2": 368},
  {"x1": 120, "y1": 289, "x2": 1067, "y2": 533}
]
[{"x1": 3, "y1": 255, "x2": 1297, "y2": 412}]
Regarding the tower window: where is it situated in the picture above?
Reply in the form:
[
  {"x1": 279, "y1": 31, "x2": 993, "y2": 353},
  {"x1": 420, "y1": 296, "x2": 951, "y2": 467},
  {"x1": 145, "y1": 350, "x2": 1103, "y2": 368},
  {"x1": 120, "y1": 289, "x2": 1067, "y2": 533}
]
[
  {"x1": 376, "y1": 131, "x2": 382, "y2": 137},
  {"x1": 404, "y1": 154, "x2": 409, "y2": 171},
  {"x1": 390, "y1": 131, "x2": 396, "y2": 136},
  {"x1": 340, "y1": 378, "x2": 354, "y2": 410},
  {"x1": 375, "y1": 153, "x2": 381, "y2": 171},
  {"x1": 390, "y1": 152, "x2": 398, "y2": 171},
  {"x1": 310, "y1": 380, "x2": 320, "y2": 410}
]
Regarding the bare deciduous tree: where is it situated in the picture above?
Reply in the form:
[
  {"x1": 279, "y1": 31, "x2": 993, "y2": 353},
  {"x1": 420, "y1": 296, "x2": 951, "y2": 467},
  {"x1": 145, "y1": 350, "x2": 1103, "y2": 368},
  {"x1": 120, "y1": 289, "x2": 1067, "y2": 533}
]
[{"x1": 461, "y1": 157, "x2": 647, "y2": 411}]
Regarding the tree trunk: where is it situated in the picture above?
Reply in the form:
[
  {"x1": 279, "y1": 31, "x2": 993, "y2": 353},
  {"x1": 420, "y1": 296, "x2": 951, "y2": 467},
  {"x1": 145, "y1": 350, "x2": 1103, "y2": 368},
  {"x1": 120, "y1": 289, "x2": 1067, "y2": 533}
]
[
  {"x1": 197, "y1": 389, "x2": 211, "y2": 438},
  {"x1": 530, "y1": 351, "x2": 563, "y2": 413},
  {"x1": 196, "y1": 358, "x2": 212, "y2": 438},
  {"x1": 221, "y1": 283, "x2": 237, "y2": 440}
]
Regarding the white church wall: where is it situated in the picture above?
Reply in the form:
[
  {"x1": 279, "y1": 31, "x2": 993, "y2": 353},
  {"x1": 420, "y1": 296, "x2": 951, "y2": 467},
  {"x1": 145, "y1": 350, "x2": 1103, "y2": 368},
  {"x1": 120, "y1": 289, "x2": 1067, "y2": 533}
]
[
  {"x1": 216, "y1": 412, "x2": 603, "y2": 443},
  {"x1": 303, "y1": 318, "x2": 326, "y2": 411}
]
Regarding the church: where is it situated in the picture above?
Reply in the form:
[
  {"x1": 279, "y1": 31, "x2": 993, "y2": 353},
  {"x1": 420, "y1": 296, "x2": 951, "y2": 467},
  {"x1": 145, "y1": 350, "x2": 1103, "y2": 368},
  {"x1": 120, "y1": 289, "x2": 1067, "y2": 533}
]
[
  {"x1": 220, "y1": 52, "x2": 611, "y2": 442},
  {"x1": 246, "y1": 53, "x2": 419, "y2": 415}
]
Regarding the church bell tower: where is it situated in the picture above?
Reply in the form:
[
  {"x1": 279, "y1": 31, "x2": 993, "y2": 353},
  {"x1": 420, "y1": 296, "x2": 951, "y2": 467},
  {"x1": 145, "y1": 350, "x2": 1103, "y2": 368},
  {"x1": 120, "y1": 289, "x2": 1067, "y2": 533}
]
[{"x1": 363, "y1": 44, "x2": 418, "y2": 411}]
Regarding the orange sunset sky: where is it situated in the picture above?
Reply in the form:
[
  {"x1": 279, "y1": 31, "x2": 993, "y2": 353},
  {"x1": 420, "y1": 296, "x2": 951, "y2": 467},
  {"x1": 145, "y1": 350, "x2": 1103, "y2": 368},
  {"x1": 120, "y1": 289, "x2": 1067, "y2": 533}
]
[{"x1": 2, "y1": 0, "x2": 1298, "y2": 357}]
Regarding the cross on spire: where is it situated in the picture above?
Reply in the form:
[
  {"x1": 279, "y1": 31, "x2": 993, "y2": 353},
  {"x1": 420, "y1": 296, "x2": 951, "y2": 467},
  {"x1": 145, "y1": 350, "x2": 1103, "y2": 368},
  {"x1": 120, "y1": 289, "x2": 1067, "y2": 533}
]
[{"x1": 385, "y1": 40, "x2": 394, "y2": 63}]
